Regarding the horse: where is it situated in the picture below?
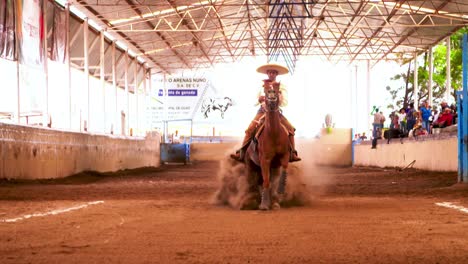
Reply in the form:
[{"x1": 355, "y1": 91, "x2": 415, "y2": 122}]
[
  {"x1": 201, "y1": 97, "x2": 233, "y2": 119},
  {"x1": 243, "y1": 81, "x2": 290, "y2": 210}
]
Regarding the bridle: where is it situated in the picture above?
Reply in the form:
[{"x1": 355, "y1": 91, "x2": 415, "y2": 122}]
[{"x1": 264, "y1": 86, "x2": 280, "y2": 112}]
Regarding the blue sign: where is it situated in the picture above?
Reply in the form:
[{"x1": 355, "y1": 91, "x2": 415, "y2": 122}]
[{"x1": 168, "y1": 89, "x2": 198, "y2": 96}]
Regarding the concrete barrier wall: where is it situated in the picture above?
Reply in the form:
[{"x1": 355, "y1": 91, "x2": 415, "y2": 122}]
[
  {"x1": 190, "y1": 142, "x2": 238, "y2": 161},
  {"x1": 354, "y1": 135, "x2": 457, "y2": 171},
  {"x1": 0, "y1": 123, "x2": 161, "y2": 179},
  {"x1": 300, "y1": 128, "x2": 352, "y2": 166},
  {"x1": 190, "y1": 128, "x2": 352, "y2": 166}
]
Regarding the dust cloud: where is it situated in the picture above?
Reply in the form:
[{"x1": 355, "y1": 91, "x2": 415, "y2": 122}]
[{"x1": 212, "y1": 142, "x2": 335, "y2": 210}]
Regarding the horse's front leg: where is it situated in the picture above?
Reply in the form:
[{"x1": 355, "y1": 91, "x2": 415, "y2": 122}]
[{"x1": 259, "y1": 159, "x2": 272, "y2": 210}]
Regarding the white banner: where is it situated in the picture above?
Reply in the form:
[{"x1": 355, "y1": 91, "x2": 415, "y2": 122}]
[
  {"x1": 18, "y1": 0, "x2": 44, "y2": 67},
  {"x1": 148, "y1": 76, "x2": 208, "y2": 126}
]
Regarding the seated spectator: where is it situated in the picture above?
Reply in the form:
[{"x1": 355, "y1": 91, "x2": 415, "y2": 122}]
[
  {"x1": 440, "y1": 101, "x2": 448, "y2": 112},
  {"x1": 433, "y1": 107, "x2": 453, "y2": 128},
  {"x1": 450, "y1": 103, "x2": 457, "y2": 125},
  {"x1": 354, "y1": 134, "x2": 362, "y2": 144},
  {"x1": 360, "y1": 132, "x2": 368, "y2": 141}
]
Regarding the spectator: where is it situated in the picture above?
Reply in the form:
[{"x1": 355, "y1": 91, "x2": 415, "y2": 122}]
[
  {"x1": 172, "y1": 130, "x2": 181, "y2": 143},
  {"x1": 440, "y1": 101, "x2": 449, "y2": 112},
  {"x1": 450, "y1": 103, "x2": 457, "y2": 125},
  {"x1": 372, "y1": 109, "x2": 385, "y2": 139},
  {"x1": 390, "y1": 111, "x2": 399, "y2": 130},
  {"x1": 354, "y1": 134, "x2": 362, "y2": 144},
  {"x1": 432, "y1": 109, "x2": 439, "y2": 124},
  {"x1": 360, "y1": 132, "x2": 368, "y2": 141},
  {"x1": 397, "y1": 108, "x2": 407, "y2": 134},
  {"x1": 420, "y1": 101, "x2": 432, "y2": 132},
  {"x1": 433, "y1": 107, "x2": 453, "y2": 128},
  {"x1": 406, "y1": 102, "x2": 416, "y2": 131}
]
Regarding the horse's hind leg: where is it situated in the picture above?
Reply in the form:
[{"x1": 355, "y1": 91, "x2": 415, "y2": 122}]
[
  {"x1": 259, "y1": 187, "x2": 271, "y2": 210},
  {"x1": 277, "y1": 158, "x2": 289, "y2": 194},
  {"x1": 278, "y1": 170, "x2": 288, "y2": 194},
  {"x1": 270, "y1": 167, "x2": 281, "y2": 210}
]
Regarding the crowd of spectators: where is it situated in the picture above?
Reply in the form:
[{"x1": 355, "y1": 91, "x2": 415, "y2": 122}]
[{"x1": 354, "y1": 100, "x2": 458, "y2": 144}]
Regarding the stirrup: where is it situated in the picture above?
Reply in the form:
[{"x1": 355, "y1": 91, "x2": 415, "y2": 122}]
[
  {"x1": 230, "y1": 150, "x2": 244, "y2": 162},
  {"x1": 290, "y1": 150, "x2": 301, "y2": 162}
]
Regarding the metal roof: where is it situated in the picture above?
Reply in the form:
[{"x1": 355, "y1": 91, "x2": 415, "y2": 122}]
[{"x1": 67, "y1": 0, "x2": 468, "y2": 74}]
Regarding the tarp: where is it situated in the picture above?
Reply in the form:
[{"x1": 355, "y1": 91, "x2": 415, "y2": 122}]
[
  {"x1": 17, "y1": 0, "x2": 44, "y2": 67},
  {"x1": 0, "y1": 0, "x2": 16, "y2": 60},
  {"x1": 50, "y1": 4, "x2": 67, "y2": 63}
]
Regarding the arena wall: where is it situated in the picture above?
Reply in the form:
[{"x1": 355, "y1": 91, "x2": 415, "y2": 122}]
[
  {"x1": 190, "y1": 128, "x2": 353, "y2": 166},
  {"x1": 0, "y1": 123, "x2": 161, "y2": 179},
  {"x1": 190, "y1": 142, "x2": 238, "y2": 161},
  {"x1": 298, "y1": 128, "x2": 353, "y2": 166},
  {"x1": 354, "y1": 134, "x2": 457, "y2": 171}
]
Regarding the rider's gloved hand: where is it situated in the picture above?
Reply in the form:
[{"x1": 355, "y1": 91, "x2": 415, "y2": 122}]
[{"x1": 258, "y1": 95, "x2": 265, "y2": 103}]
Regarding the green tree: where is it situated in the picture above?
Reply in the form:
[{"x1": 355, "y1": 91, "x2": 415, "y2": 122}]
[{"x1": 386, "y1": 27, "x2": 468, "y2": 111}]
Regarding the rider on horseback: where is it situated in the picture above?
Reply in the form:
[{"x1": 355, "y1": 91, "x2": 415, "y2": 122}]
[{"x1": 230, "y1": 63, "x2": 301, "y2": 162}]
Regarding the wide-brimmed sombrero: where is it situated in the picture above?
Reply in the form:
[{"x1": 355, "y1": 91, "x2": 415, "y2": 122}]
[{"x1": 256, "y1": 63, "x2": 289, "y2": 75}]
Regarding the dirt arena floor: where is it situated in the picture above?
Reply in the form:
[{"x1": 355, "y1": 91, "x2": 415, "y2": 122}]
[{"x1": 1, "y1": 159, "x2": 468, "y2": 263}]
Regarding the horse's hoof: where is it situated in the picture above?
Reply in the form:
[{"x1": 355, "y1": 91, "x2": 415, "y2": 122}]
[
  {"x1": 240, "y1": 200, "x2": 259, "y2": 210},
  {"x1": 272, "y1": 202, "x2": 281, "y2": 210},
  {"x1": 259, "y1": 204, "x2": 270, "y2": 210}
]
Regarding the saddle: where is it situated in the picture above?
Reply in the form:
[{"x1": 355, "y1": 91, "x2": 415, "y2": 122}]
[{"x1": 254, "y1": 115, "x2": 290, "y2": 140}]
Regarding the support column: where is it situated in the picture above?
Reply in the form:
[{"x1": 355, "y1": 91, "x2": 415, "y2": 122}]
[
  {"x1": 112, "y1": 42, "x2": 117, "y2": 134},
  {"x1": 148, "y1": 69, "x2": 152, "y2": 132},
  {"x1": 15, "y1": 12, "x2": 20, "y2": 124},
  {"x1": 66, "y1": 3, "x2": 72, "y2": 129},
  {"x1": 124, "y1": 51, "x2": 129, "y2": 136},
  {"x1": 100, "y1": 31, "x2": 106, "y2": 133},
  {"x1": 84, "y1": 19, "x2": 90, "y2": 131},
  {"x1": 43, "y1": 0, "x2": 49, "y2": 127},
  {"x1": 366, "y1": 60, "x2": 371, "y2": 134},
  {"x1": 134, "y1": 62, "x2": 139, "y2": 136},
  {"x1": 414, "y1": 53, "x2": 419, "y2": 110},
  {"x1": 446, "y1": 36, "x2": 452, "y2": 103},
  {"x1": 143, "y1": 68, "x2": 147, "y2": 134},
  {"x1": 428, "y1": 46, "x2": 433, "y2": 106},
  {"x1": 354, "y1": 65, "x2": 358, "y2": 131}
]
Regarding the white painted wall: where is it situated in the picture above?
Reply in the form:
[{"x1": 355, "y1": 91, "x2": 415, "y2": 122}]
[
  {"x1": 354, "y1": 135, "x2": 457, "y2": 171},
  {"x1": 190, "y1": 128, "x2": 353, "y2": 166},
  {"x1": 0, "y1": 123, "x2": 160, "y2": 179}
]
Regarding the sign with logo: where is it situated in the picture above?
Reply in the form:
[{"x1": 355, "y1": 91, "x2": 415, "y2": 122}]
[{"x1": 148, "y1": 76, "x2": 208, "y2": 124}]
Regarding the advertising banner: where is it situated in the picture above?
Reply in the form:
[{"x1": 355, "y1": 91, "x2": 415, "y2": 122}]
[
  {"x1": 50, "y1": 4, "x2": 67, "y2": 63},
  {"x1": 157, "y1": 76, "x2": 209, "y2": 121},
  {"x1": 17, "y1": 0, "x2": 44, "y2": 67},
  {"x1": 0, "y1": 0, "x2": 16, "y2": 60}
]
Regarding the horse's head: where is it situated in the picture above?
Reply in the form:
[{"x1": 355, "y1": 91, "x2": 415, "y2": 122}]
[
  {"x1": 263, "y1": 81, "x2": 280, "y2": 112},
  {"x1": 224, "y1": 97, "x2": 233, "y2": 107}
]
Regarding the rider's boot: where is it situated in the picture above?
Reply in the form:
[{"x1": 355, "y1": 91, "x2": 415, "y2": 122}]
[
  {"x1": 230, "y1": 125, "x2": 256, "y2": 161},
  {"x1": 289, "y1": 135, "x2": 301, "y2": 162},
  {"x1": 230, "y1": 144, "x2": 248, "y2": 162}
]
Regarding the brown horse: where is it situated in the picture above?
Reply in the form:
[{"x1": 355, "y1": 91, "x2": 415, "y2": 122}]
[{"x1": 244, "y1": 81, "x2": 290, "y2": 210}]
